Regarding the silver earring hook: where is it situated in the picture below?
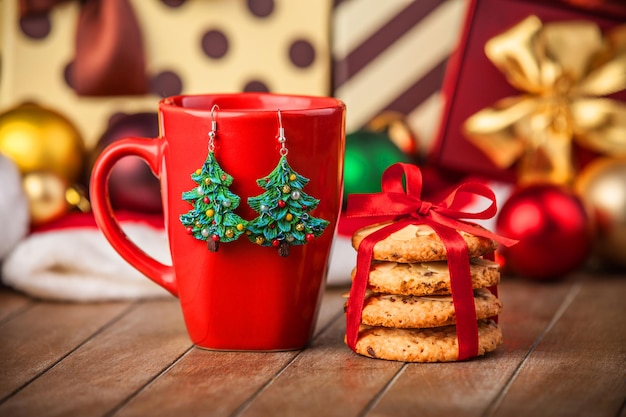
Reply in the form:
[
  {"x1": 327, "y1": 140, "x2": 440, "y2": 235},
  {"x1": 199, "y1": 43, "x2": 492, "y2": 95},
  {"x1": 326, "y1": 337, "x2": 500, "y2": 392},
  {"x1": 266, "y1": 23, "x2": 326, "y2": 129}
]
[
  {"x1": 208, "y1": 104, "x2": 220, "y2": 152},
  {"x1": 277, "y1": 109, "x2": 288, "y2": 157}
]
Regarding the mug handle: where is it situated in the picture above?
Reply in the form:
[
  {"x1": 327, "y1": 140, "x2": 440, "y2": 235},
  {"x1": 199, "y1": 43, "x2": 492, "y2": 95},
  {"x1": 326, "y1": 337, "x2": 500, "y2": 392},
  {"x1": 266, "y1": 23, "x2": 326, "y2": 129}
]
[{"x1": 89, "y1": 137, "x2": 178, "y2": 296}]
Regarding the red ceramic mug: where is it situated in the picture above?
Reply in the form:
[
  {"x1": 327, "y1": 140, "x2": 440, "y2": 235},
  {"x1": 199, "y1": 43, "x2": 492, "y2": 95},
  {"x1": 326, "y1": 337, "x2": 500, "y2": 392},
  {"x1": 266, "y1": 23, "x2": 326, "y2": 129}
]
[{"x1": 90, "y1": 93, "x2": 345, "y2": 350}]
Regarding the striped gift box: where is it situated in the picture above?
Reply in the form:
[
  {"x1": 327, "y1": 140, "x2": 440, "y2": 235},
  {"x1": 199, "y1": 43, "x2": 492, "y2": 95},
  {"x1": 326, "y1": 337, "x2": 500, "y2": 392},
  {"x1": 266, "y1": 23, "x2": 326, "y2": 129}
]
[{"x1": 333, "y1": 0, "x2": 468, "y2": 153}]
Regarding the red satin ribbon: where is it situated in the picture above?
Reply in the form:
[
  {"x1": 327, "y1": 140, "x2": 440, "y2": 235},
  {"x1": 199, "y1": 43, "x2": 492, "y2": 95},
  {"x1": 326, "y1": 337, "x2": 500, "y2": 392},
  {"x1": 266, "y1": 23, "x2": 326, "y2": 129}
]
[
  {"x1": 343, "y1": 163, "x2": 517, "y2": 360},
  {"x1": 19, "y1": 0, "x2": 147, "y2": 96}
]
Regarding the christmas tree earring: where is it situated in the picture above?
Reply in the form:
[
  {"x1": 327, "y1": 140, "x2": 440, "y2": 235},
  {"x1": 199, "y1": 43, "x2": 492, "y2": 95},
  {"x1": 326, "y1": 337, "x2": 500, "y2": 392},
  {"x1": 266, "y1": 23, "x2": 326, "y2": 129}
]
[
  {"x1": 246, "y1": 109, "x2": 329, "y2": 257},
  {"x1": 179, "y1": 104, "x2": 247, "y2": 252}
]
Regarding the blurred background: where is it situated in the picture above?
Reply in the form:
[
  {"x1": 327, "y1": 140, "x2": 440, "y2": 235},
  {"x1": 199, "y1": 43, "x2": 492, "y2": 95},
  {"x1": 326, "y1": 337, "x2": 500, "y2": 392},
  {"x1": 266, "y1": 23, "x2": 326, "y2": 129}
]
[{"x1": 0, "y1": 0, "x2": 625, "y2": 300}]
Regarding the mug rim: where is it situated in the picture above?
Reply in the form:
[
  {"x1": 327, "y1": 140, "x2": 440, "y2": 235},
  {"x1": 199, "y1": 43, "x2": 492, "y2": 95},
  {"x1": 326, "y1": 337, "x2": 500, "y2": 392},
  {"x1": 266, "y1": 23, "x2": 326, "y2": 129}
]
[{"x1": 160, "y1": 92, "x2": 345, "y2": 114}]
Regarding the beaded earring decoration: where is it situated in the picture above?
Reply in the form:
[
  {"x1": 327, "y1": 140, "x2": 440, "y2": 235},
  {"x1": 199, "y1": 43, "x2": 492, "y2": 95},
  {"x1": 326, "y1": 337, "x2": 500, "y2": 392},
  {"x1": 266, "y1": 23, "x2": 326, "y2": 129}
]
[
  {"x1": 179, "y1": 105, "x2": 247, "y2": 252},
  {"x1": 246, "y1": 109, "x2": 329, "y2": 256}
]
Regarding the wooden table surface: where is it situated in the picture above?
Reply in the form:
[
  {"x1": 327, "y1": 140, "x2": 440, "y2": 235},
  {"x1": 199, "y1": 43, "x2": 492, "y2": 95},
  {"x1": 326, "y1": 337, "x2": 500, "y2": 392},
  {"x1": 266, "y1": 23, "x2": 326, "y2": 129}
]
[{"x1": 1, "y1": 271, "x2": 624, "y2": 417}]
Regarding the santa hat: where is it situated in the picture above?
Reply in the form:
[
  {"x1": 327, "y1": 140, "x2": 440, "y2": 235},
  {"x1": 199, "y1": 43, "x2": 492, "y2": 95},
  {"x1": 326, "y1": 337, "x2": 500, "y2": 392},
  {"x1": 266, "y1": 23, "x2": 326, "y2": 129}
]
[{"x1": 1, "y1": 212, "x2": 172, "y2": 301}]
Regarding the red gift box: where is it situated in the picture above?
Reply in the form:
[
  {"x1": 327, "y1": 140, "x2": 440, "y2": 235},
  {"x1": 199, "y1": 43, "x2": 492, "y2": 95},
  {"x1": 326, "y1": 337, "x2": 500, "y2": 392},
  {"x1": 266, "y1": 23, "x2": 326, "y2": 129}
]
[{"x1": 430, "y1": 0, "x2": 626, "y2": 182}]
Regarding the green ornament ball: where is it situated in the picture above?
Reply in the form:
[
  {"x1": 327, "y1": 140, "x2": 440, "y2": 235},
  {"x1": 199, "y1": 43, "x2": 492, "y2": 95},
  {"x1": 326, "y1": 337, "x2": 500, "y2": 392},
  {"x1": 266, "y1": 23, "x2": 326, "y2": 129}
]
[{"x1": 343, "y1": 130, "x2": 411, "y2": 204}]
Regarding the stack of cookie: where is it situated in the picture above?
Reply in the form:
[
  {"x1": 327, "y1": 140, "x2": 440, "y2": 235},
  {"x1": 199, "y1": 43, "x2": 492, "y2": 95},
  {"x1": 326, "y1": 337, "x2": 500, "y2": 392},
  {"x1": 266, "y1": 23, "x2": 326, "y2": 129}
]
[{"x1": 347, "y1": 222, "x2": 503, "y2": 362}]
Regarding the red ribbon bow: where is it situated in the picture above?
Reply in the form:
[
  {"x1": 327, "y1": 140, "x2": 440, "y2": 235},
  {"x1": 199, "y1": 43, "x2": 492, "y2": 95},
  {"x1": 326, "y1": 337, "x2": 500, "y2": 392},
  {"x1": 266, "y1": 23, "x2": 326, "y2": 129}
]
[
  {"x1": 344, "y1": 163, "x2": 517, "y2": 360},
  {"x1": 19, "y1": 0, "x2": 147, "y2": 96}
]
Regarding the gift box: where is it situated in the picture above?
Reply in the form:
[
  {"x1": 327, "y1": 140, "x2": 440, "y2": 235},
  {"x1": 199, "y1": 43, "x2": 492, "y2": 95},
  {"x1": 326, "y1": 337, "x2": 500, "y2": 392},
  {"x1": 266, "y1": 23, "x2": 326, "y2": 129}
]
[
  {"x1": 332, "y1": 0, "x2": 468, "y2": 150},
  {"x1": 0, "y1": 0, "x2": 333, "y2": 149},
  {"x1": 430, "y1": 0, "x2": 626, "y2": 183}
]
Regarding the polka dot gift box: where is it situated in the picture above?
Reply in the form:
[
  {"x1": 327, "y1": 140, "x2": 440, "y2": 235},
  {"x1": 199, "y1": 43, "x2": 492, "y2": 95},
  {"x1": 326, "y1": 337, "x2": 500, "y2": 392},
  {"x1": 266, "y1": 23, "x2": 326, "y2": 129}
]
[{"x1": 0, "y1": 0, "x2": 332, "y2": 149}]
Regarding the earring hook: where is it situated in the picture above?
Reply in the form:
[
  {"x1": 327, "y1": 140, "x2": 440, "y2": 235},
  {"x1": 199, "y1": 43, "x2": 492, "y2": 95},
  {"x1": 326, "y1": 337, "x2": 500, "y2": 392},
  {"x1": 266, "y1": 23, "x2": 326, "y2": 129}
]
[
  {"x1": 208, "y1": 104, "x2": 220, "y2": 151},
  {"x1": 210, "y1": 104, "x2": 220, "y2": 120},
  {"x1": 277, "y1": 109, "x2": 288, "y2": 156}
]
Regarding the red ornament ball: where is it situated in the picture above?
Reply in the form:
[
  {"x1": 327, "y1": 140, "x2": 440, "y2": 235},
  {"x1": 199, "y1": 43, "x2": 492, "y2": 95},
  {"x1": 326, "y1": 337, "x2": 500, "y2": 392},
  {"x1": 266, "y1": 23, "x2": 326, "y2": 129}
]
[
  {"x1": 305, "y1": 233, "x2": 315, "y2": 242},
  {"x1": 90, "y1": 112, "x2": 162, "y2": 213},
  {"x1": 203, "y1": 196, "x2": 210, "y2": 204},
  {"x1": 496, "y1": 184, "x2": 591, "y2": 280},
  {"x1": 272, "y1": 239, "x2": 280, "y2": 247},
  {"x1": 278, "y1": 200, "x2": 286, "y2": 208},
  {"x1": 211, "y1": 234, "x2": 219, "y2": 242}
]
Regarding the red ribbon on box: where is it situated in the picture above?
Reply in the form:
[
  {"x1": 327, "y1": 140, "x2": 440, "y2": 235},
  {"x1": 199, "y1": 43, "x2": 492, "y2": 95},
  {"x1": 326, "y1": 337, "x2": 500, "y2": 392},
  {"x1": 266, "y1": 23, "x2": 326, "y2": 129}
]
[
  {"x1": 19, "y1": 0, "x2": 147, "y2": 96},
  {"x1": 343, "y1": 163, "x2": 517, "y2": 360}
]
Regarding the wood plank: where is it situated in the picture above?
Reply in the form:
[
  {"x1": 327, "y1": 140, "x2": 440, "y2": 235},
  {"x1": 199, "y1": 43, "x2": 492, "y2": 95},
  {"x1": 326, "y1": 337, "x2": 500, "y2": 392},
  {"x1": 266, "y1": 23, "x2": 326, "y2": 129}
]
[
  {"x1": 0, "y1": 299, "x2": 190, "y2": 417},
  {"x1": 363, "y1": 277, "x2": 577, "y2": 417},
  {"x1": 112, "y1": 286, "x2": 348, "y2": 417},
  {"x1": 0, "y1": 287, "x2": 32, "y2": 324},
  {"x1": 116, "y1": 346, "x2": 296, "y2": 417},
  {"x1": 0, "y1": 298, "x2": 132, "y2": 401},
  {"x1": 491, "y1": 275, "x2": 626, "y2": 417},
  {"x1": 2, "y1": 273, "x2": 622, "y2": 417},
  {"x1": 236, "y1": 300, "x2": 404, "y2": 416}
]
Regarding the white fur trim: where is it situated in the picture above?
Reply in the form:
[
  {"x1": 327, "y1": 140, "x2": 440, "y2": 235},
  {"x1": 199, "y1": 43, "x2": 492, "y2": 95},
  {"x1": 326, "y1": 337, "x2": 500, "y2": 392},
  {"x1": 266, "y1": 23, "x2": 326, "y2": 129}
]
[
  {"x1": 0, "y1": 155, "x2": 29, "y2": 260},
  {"x1": 1, "y1": 222, "x2": 172, "y2": 301}
]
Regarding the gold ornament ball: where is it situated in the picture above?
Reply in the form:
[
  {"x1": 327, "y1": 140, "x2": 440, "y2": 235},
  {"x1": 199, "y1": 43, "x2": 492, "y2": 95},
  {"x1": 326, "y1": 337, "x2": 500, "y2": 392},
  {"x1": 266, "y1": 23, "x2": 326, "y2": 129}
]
[
  {"x1": 366, "y1": 110, "x2": 420, "y2": 157},
  {"x1": 575, "y1": 157, "x2": 626, "y2": 269},
  {"x1": 23, "y1": 171, "x2": 70, "y2": 226},
  {"x1": 0, "y1": 103, "x2": 84, "y2": 183}
]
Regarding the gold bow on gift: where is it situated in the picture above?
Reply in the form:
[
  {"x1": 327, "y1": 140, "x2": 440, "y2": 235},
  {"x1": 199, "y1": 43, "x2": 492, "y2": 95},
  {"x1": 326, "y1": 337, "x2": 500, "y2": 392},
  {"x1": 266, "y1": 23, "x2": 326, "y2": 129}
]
[{"x1": 463, "y1": 15, "x2": 626, "y2": 185}]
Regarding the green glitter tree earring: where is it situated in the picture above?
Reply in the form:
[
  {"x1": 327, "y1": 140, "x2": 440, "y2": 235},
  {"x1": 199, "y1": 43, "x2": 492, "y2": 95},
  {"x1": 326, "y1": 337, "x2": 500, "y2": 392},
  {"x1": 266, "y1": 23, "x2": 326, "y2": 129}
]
[
  {"x1": 180, "y1": 105, "x2": 247, "y2": 252},
  {"x1": 246, "y1": 109, "x2": 329, "y2": 257}
]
